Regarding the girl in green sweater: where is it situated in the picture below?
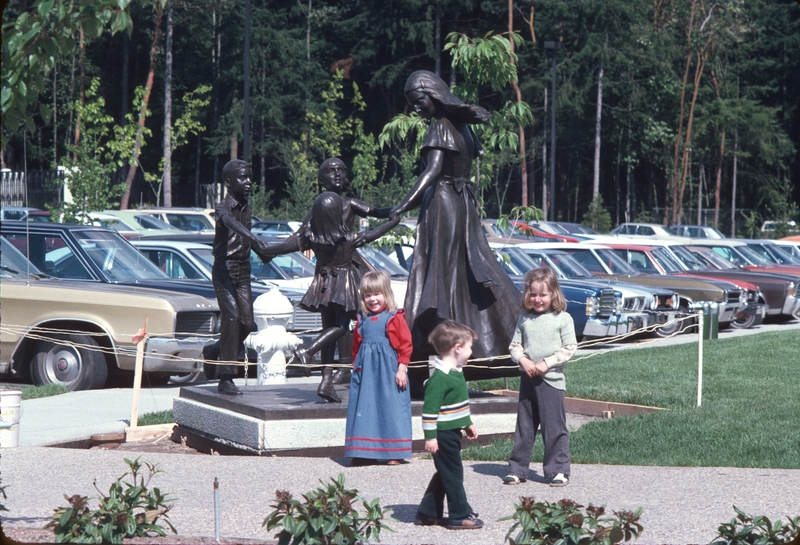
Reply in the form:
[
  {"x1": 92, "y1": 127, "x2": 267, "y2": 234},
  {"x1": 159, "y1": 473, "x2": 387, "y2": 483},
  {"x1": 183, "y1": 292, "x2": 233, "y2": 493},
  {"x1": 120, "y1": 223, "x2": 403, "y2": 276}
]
[{"x1": 503, "y1": 267, "x2": 577, "y2": 487}]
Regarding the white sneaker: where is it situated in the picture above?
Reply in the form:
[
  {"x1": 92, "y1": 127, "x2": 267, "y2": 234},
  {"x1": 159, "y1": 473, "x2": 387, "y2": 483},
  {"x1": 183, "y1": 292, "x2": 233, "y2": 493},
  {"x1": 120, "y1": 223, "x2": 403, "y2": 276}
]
[{"x1": 550, "y1": 473, "x2": 569, "y2": 487}]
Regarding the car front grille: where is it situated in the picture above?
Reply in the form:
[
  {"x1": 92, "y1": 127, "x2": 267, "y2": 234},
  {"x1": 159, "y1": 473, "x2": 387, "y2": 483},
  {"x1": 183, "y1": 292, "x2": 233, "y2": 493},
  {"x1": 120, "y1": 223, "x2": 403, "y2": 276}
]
[
  {"x1": 599, "y1": 289, "x2": 616, "y2": 317},
  {"x1": 726, "y1": 289, "x2": 744, "y2": 304},
  {"x1": 176, "y1": 312, "x2": 218, "y2": 334},
  {"x1": 287, "y1": 306, "x2": 323, "y2": 332},
  {"x1": 624, "y1": 296, "x2": 645, "y2": 312},
  {"x1": 653, "y1": 294, "x2": 676, "y2": 311}
]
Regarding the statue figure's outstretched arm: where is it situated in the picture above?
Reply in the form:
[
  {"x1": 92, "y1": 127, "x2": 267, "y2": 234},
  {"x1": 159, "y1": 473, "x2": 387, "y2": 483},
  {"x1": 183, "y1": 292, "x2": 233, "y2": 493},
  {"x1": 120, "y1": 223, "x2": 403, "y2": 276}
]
[
  {"x1": 358, "y1": 215, "x2": 402, "y2": 246},
  {"x1": 392, "y1": 149, "x2": 444, "y2": 216}
]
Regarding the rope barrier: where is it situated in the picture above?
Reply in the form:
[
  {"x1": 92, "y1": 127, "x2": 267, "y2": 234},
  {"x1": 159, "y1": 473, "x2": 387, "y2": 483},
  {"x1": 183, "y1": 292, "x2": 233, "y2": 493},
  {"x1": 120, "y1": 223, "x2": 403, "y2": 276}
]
[{"x1": 0, "y1": 312, "x2": 703, "y2": 372}]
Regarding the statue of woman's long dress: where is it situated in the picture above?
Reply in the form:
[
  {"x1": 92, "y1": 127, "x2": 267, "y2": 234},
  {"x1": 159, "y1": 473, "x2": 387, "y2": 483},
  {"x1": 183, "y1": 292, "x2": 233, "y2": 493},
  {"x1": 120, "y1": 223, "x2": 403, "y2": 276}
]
[{"x1": 393, "y1": 71, "x2": 521, "y2": 382}]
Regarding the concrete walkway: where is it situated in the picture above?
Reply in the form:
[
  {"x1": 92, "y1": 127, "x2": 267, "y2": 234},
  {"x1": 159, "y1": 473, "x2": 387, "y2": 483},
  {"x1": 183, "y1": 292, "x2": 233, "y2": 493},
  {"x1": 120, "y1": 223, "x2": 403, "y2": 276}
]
[{"x1": 2, "y1": 320, "x2": 799, "y2": 544}]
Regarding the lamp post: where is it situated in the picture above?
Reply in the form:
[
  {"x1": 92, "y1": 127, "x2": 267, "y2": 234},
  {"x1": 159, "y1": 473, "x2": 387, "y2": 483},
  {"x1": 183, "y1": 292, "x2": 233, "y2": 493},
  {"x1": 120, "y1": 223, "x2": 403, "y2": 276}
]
[
  {"x1": 544, "y1": 41, "x2": 562, "y2": 221},
  {"x1": 243, "y1": 0, "x2": 252, "y2": 161}
]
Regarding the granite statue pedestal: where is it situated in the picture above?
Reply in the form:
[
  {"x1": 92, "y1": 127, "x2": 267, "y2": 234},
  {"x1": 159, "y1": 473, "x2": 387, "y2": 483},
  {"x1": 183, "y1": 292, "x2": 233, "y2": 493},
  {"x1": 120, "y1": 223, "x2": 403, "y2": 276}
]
[{"x1": 172, "y1": 382, "x2": 520, "y2": 456}]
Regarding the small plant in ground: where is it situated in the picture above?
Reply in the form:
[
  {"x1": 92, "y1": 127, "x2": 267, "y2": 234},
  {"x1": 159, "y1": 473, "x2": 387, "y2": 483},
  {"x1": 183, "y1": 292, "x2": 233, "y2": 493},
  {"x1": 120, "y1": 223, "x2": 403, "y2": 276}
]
[
  {"x1": 500, "y1": 497, "x2": 643, "y2": 545},
  {"x1": 21, "y1": 383, "x2": 69, "y2": 400},
  {"x1": 263, "y1": 473, "x2": 390, "y2": 545},
  {"x1": 137, "y1": 409, "x2": 174, "y2": 426},
  {"x1": 45, "y1": 457, "x2": 176, "y2": 543},
  {"x1": 710, "y1": 505, "x2": 800, "y2": 545}
]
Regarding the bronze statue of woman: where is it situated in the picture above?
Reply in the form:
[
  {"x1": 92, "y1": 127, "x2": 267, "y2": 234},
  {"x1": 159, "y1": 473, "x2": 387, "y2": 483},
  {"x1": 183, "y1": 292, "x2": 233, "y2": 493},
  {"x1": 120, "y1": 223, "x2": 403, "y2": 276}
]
[{"x1": 392, "y1": 70, "x2": 521, "y2": 389}]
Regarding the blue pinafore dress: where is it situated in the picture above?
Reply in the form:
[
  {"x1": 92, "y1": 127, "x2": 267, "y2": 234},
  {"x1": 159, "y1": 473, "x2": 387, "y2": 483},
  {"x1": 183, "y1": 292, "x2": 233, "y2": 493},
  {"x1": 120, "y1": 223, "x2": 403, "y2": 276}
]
[{"x1": 344, "y1": 309, "x2": 413, "y2": 460}]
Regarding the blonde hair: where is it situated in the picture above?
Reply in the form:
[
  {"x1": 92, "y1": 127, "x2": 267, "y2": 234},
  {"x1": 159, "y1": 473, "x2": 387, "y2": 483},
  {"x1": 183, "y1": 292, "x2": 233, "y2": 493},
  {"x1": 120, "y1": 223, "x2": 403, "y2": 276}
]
[
  {"x1": 522, "y1": 267, "x2": 567, "y2": 313},
  {"x1": 428, "y1": 320, "x2": 477, "y2": 356},
  {"x1": 358, "y1": 270, "x2": 397, "y2": 314}
]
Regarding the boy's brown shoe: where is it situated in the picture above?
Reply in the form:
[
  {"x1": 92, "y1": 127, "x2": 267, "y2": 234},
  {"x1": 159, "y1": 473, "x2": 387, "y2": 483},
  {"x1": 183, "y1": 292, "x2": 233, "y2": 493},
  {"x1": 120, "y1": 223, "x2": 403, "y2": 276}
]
[{"x1": 446, "y1": 513, "x2": 484, "y2": 530}]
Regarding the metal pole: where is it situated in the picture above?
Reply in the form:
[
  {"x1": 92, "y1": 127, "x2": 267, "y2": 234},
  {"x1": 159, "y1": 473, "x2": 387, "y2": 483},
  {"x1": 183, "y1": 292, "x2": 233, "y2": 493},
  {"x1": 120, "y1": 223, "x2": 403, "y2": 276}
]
[
  {"x1": 544, "y1": 41, "x2": 561, "y2": 221},
  {"x1": 214, "y1": 477, "x2": 220, "y2": 541},
  {"x1": 242, "y1": 0, "x2": 252, "y2": 161},
  {"x1": 550, "y1": 47, "x2": 556, "y2": 221},
  {"x1": 697, "y1": 309, "x2": 703, "y2": 408}
]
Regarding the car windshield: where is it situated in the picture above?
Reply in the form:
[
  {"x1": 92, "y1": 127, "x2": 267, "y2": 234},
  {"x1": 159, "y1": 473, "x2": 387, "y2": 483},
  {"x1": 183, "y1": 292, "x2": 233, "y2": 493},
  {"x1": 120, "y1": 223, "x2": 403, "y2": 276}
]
[
  {"x1": 541, "y1": 252, "x2": 594, "y2": 279},
  {"x1": 1, "y1": 236, "x2": 43, "y2": 278},
  {"x1": 669, "y1": 245, "x2": 709, "y2": 270},
  {"x1": 165, "y1": 213, "x2": 214, "y2": 231},
  {"x1": 359, "y1": 246, "x2": 408, "y2": 278},
  {"x1": 686, "y1": 246, "x2": 736, "y2": 269},
  {"x1": 495, "y1": 247, "x2": 538, "y2": 276},
  {"x1": 650, "y1": 247, "x2": 684, "y2": 273},
  {"x1": 257, "y1": 250, "x2": 316, "y2": 279},
  {"x1": 71, "y1": 230, "x2": 169, "y2": 282},
  {"x1": 135, "y1": 214, "x2": 175, "y2": 230},
  {"x1": 750, "y1": 243, "x2": 800, "y2": 265},
  {"x1": 735, "y1": 244, "x2": 771, "y2": 265},
  {"x1": 595, "y1": 248, "x2": 637, "y2": 274}
]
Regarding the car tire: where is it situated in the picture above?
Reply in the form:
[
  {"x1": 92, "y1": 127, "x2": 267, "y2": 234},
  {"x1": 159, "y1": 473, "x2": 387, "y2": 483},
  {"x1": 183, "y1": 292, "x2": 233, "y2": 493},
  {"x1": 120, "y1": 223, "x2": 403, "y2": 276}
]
[
  {"x1": 655, "y1": 306, "x2": 690, "y2": 338},
  {"x1": 168, "y1": 369, "x2": 208, "y2": 385},
  {"x1": 31, "y1": 334, "x2": 108, "y2": 391},
  {"x1": 730, "y1": 310, "x2": 758, "y2": 329}
]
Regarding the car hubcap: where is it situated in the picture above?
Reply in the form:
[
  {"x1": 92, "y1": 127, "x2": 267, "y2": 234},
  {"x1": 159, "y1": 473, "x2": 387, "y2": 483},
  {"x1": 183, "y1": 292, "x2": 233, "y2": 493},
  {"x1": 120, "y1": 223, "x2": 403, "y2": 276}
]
[{"x1": 46, "y1": 346, "x2": 81, "y2": 385}]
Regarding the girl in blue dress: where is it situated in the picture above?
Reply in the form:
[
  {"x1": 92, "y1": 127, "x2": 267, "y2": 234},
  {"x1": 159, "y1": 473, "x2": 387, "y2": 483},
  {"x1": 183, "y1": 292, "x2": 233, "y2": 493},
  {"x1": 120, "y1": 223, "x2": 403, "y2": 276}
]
[{"x1": 345, "y1": 270, "x2": 413, "y2": 465}]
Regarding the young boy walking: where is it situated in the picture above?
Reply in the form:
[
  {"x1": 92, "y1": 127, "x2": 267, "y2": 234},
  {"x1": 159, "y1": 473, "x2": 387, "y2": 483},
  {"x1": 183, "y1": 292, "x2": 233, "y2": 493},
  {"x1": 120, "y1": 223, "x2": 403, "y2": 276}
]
[{"x1": 415, "y1": 320, "x2": 483, "y2": 530}]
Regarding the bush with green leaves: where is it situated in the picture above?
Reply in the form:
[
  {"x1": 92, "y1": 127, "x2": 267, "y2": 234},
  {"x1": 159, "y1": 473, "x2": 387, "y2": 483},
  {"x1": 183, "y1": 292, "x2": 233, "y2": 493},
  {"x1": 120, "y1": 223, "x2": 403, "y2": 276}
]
[
  {"x1": 262, "y1": 473, "x2": 390, "y2": 545},
  {"x1": 500, "y1": 497, "x2": 643, "y2": 545},
  {"x1": 710, "y1": 506, "x2": 799, "y2": 545},
  {"x1": 45, "y1": 457, "x2": 176, "y2": 544}
]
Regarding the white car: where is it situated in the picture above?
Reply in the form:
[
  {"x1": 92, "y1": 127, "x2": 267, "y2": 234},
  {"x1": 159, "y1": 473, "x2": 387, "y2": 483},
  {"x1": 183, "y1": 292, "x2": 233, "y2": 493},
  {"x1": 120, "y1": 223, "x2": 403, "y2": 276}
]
[
  {"x1": 132, "y1": 239, "x2": 315, "y2": 291},
  {"x1": 610, "y1": 222, "x2": 680, "y2": 238}
]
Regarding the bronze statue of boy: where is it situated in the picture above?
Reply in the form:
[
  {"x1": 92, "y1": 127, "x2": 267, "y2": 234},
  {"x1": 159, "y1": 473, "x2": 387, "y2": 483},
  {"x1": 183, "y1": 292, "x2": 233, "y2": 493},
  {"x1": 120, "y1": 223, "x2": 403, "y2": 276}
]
[{"x1": 211, "y1": 159, "x2": 271, "y2": 395}]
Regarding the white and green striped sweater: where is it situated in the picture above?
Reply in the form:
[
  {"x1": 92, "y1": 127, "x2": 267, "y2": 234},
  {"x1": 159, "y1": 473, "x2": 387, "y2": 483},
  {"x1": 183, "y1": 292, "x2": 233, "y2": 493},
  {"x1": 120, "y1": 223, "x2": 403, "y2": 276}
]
[{"x1": 421, "y1": 360, "x2": 472, "y2": 440}]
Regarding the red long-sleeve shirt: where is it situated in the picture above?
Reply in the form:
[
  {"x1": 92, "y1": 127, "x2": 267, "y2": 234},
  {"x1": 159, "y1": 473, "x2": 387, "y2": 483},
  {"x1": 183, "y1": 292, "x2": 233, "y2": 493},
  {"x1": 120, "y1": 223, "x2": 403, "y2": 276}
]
[{"x1": 351, "y1": 309, "x2": 413, "y2": 365}]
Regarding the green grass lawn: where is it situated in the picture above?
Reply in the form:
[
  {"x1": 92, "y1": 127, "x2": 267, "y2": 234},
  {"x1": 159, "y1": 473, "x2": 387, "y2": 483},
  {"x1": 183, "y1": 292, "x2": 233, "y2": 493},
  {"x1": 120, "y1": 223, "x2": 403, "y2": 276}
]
[{"x1": 465, "y1": 330, "x2": 800, "y2": 469}]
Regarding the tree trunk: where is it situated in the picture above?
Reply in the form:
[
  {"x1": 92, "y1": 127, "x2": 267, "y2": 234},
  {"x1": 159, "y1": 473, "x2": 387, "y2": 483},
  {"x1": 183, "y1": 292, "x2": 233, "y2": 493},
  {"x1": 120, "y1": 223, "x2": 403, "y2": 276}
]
[
  {"x1": 120, "y1": 2, "x2": 165, "y2": 210},
  {"x1": 508, "y1": 0, "x2": 529, "y2": 207},
  {"x1": 73, "y1": 28, "x2": 86, "y2": 160},
  {"x1": 542, "y1": 87, "x2": 548, "y2": 217},
  {"x1": 162, "y1": 0, "x2": 174, "y2": 207},
  {"x1": 592, "y1": 56, "x2": 604, "y2": 200},
  {"x1": 435, "y1": 1, "x2": 441, "y2": 77},
  {"x1": 670, "y1": 0, "x2": 697, "y2": 225}
]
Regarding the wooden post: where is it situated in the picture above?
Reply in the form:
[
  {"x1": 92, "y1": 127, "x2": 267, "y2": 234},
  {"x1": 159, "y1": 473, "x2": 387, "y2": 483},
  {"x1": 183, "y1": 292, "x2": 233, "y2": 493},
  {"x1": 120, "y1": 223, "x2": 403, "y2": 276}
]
[{"x1": 129, "y1": 318, "x2": 148, "y2": 429}]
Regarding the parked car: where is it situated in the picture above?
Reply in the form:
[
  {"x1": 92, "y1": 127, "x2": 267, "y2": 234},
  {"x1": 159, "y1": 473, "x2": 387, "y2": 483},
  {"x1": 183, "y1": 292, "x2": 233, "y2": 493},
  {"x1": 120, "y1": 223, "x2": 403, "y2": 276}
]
[
  {"x1": 0, "y1": 235, "x2": 219, "y2": 391},
  {"x1": 690, "y1": 239, "x2": 800, "y2": 277},
  {"x1": 675, "y1": 244, "x2": 800, "y2": 322},
  {"x1": 669, "y1": 225, "x2": 726, "y2": 239},
  {"x1": 487, "y1": 244, "x2": 629, "y2": 340},
  {"x1": 511, "y1": 244, "x2": 682, "y2": 337},
  {"x1": 761, "y1": 220, "x2": 797, "y2": 234},
  {"x1": 610, "y1": 222, "x2": 678, "y2": 238},
  {"x1": 128, "y1": 236, "x2": 323, "y2": 350},
  {"x1": 774, "y1": 239, "x2": 800, "y2": 260},
  {"x1": 552, "y1": 222, "x2": 601, "y2": 237},
  {"x1": 135, "y1": 207, "x2": 215, "y2": 232},
  {"x1": 604, "y1": 243, "x2": 748, "y2": 328},
  {"x1": 619, "y1": 239, "x2": 768, "y2": 329},
  {"x1": 93, "y1": 210, "x2": 185, "y2": 234},
  {"x1": 1, "y1": 206, "x2": 40, "y2": 221},
  {"x1": 251, "y1": 220, "x2": 302, "y2": 238},
  {"x1": 133, "y1": 233, "x2": 315, "y2": 290}
]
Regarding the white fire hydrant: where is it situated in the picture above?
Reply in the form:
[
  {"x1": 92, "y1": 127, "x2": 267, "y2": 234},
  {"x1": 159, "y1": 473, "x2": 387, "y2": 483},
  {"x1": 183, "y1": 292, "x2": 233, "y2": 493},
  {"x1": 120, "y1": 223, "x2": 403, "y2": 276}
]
[{"x1": 243, "y1": 287, "x2": 302, "y2": 385}]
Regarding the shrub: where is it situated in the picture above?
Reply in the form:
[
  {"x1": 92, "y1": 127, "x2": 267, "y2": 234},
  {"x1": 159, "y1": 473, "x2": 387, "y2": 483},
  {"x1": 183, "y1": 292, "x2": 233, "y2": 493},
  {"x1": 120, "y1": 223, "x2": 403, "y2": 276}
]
[
  {"x1": 710, "y1": 506, "x2": 799, "y2": 545},
  {"x1": 500, "y1": 497, "x2": 643, "y2": 545},
  {"x1": 263, "y1": 473, "x2": 390, "y2": 545},
  {"x1": 45, "y1": 457, "x2": 176, "y2": 544}
]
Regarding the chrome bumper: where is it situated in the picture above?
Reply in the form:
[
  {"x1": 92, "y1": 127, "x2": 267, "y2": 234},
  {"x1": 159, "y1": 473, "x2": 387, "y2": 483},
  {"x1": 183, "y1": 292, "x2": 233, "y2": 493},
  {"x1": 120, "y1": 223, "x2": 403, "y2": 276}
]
[
  {"x1": 781, "y1": 294, "x2": 800, "y2": 315},
  {"x1": 141, "y1": 337, "x2": 218, "y2": 373},
  {"x1": 582, "y1": 315, "x2": 630, "y2": 339},
  {"x1": 719, "y1": 303, "x2": 743, "y2": 323}
]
